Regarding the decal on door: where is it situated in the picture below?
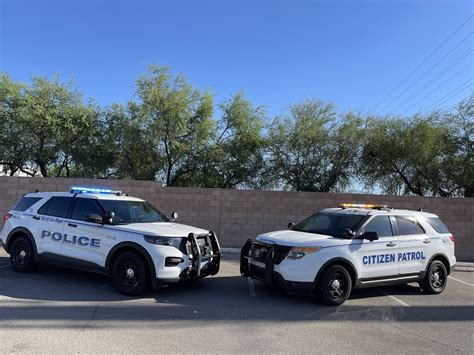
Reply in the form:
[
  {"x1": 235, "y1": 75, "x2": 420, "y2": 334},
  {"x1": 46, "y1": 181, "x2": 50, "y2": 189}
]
[
  {"x1": 363, "y1": 251, "x2": 426, "y2": 265},
  {"x1": 41, "y1": 230, "x2": 101, "y2": 248}
]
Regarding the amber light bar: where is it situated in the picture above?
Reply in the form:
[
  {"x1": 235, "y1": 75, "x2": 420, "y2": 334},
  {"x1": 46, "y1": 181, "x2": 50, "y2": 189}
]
[{"x1": 339, "y1": 203, "x2": 388, "y2": 209}]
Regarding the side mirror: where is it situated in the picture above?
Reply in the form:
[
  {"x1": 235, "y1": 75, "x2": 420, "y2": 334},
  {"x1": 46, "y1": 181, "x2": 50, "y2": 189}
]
[
  {"x1": 344, "y1": 228, "x2": 355, "y2": 239},
  {"x1": 104, "y1": 211, "x2": 115, "y2": 224},
  {"x1": 361, "y1": 231, "x2": 379, "y2": 242},
  {"x1": 287, "y1": 222, "x2": 295, "y2": 229},
  {"x1": 171, "y1": 211, "x2": 178, "y2": 221},
  {"x1": 85, "y1": 213, "x2": 103, "y2": 224}
]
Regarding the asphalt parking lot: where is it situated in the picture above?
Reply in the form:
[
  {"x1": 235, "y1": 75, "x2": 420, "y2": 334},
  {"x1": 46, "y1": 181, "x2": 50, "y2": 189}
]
[{"x1": 0, "y1": 250, "x2": 473, "y2": 354}]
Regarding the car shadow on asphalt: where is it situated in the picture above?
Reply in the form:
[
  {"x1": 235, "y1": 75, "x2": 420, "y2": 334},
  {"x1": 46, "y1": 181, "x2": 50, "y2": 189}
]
[{"x1": 1, "y1": 255, "x2": 472, "y2": 325}]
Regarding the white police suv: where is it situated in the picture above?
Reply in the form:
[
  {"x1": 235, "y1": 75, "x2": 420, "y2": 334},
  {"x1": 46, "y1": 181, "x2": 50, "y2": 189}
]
[
  {"x1": 1, "y1": 187, "x2": 221, "y2": 296},
  {"x1": 241, "y1": 204, "x2": 456, "y2": 306}
]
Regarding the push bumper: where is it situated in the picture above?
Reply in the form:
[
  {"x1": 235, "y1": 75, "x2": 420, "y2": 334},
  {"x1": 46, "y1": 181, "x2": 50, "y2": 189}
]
[
  {"x1": 240, "y1": 238, "x2": 313, "y2": 294},
  {"x1": 157, "y1": 231, "x2": 221, "y2": 283}
]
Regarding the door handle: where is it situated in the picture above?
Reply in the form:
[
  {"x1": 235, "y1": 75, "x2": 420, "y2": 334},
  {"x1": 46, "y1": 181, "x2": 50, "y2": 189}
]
[
  {"x1": 386, "y1": 242, "x2": 397, "y2": 247},
  {"x1": 32, "y1": 216, "x2": 40, "y2": 220},
  {"x1": 68, "y1": 223, "x2": 77, "y2": 228},
  {"x1": 423, "y1": 239, "x2": 431, "y2": 244}
]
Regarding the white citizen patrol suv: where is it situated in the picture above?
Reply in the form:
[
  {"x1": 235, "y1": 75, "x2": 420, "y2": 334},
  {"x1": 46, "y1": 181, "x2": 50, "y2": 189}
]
[
  {"x1": 241, "y1": 204, "x2": 456, "y2": 306},
  {"x1": 1, "y1": 187, "x2": 221, "y2": 296}
]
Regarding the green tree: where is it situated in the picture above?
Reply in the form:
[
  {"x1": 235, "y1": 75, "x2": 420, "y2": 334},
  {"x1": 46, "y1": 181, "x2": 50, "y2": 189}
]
[
  {"x1": 0, "y1": 74, "x2": 32, "y2": 175},
  {"x1": 103, "y1": 103, "x2": 160, "y2": 180},
  {"x1": 134, "y1": 65, "x2": 214, "y2": 185},
  {"x1": 269, "y1": 100, "x2": 364, "y2": 192},
  {"x1": 175, "y1": 92, "x2": 268, "y2": 188},
  {"x1": 61, "y1": 104, "x2": 117, "y2": 178},
  {"x1": 359, "y1": 114, "x2": 467, "y2": 196},
  {"x1": 443, "y1": 95, "x2": 473, "y2": 197},
  {"x1": 20, "y1": 75, "x2": 94, "y2": 177}
]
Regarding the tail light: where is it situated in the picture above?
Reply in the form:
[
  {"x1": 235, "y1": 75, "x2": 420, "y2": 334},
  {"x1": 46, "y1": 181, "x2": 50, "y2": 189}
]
[
  {"x1": 449, "y1": 235, "x2": 455, "y2": 243},
  {"x1": 3, "y1": 213, "x2": 12, "y2": 224}
]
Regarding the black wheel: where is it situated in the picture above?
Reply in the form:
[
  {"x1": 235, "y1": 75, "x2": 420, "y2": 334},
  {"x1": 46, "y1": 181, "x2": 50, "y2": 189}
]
[
  {"x1": 10, "y1": 236, "x2": 36, "y2": 273},
  {"x1": 112, "y1": 252, "x2": 149, "y2": 296},
  {"x1": 420, "y1": 260, "x2": 447, "y2": 294},
  {"x1": 317, "y1": 265, "x2": 352, "y2": 306}
]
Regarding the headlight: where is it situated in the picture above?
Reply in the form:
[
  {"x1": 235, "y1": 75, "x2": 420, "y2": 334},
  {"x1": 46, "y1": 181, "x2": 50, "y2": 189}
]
[
  {"x1": 144, "y1": 235, "x2": 183, "y2": 248},
  {"x1": 286, "y1": 246, "x2": 321, "y2": 260}
]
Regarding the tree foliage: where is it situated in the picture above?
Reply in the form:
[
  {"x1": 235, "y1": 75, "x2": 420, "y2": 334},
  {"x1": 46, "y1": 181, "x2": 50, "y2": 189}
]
[
  {"x1": 269, "y1": 100, "x2": 364, "y2": 192},
  {"x1": 0, "y1": 68, "x2": 472, "y2": 197},
  {"x1": 175, "y1": 92, "x2": 268, "y2": 188},
  {"x1": 360, "y1": 97, "x2": 473, "y2": 197},
  {"x1": 133, "y1": 65, "x2": 215, "y2": 185}
]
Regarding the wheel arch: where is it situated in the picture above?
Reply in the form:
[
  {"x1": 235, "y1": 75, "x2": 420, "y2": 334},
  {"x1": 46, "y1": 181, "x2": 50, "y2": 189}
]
[
  {"x1": 6, "y1": 227, "x2": 38, "y2": 260},
  {"x1": 427, "y1": 253, "x2": 451, "y2": 275},
  {"x1": 314, "y1": 257, "x2": 358, "y2": 290},
  {"x1": 105, "y1": 242, "x2": 157, "y2": 280}
]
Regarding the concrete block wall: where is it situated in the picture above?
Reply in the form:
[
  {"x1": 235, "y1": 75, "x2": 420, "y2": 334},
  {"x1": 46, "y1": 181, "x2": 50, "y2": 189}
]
[{"x1": 0, "y1": 177, "x2": 472, "y2": 261}]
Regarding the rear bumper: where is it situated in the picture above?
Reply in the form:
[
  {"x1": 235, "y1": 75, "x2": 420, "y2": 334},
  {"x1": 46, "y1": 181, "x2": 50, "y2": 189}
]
[{"x1": 240, "y1": 238, "x2": 313, "y2": 295}]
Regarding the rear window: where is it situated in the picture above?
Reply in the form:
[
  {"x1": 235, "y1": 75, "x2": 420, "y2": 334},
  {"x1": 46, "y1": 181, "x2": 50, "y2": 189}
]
[
  {"x1": 13, "y1": 197, "x2": 42, "y2": 212},
  {"x1": 38, "y1": 197, "x2": 73, "y2": 218},
  {"x1": 425, "y1": 217, "x2": 450, "y2": 234}
]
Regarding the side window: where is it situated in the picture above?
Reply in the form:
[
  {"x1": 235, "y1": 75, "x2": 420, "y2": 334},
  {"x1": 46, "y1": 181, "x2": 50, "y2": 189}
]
[
  {"x1": 13, "y1": 197, "x2": 42, "y2": 212},
  {"x1": 71, "y1": 198, "x2": 103, "y2": 222},
  {"x1": 38, "y1": 197, "x2": 73, "y2": 218},
  {"x1": 361, "y1": 216, "x2": 393, "y2": 237},
  {"x1": 395, "y1": 216, "x2": 425, "y2": 235}
]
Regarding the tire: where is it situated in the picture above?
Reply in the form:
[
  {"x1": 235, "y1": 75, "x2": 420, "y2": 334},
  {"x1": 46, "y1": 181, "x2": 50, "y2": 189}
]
[
  {"x1": 317, "y1": 265, "x2": 352, "y2": 306},
  {"x1": 112, "y1": 252, "x2": 149, "y2": 296},
  {"x1": 420, "y1": 260, "x2": 447, "y2": 294},
  {"x1": 10, "y1": 236, "x2": 36, "y2": 273}
]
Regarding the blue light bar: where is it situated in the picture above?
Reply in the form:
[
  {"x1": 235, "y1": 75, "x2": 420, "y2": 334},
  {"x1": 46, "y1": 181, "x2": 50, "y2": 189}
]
[{"x1": 70, "y1": 186, "x2": 121, "y2": 194}]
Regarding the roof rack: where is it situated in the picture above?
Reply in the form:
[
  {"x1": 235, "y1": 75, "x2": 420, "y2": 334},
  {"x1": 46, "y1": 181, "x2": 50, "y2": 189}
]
[
  {"x1": 70, "y1": 186, "x2": 126, "y2": 196},
  {"x1": 339, "y1": 203, "x2": 389, "y2": 210}
]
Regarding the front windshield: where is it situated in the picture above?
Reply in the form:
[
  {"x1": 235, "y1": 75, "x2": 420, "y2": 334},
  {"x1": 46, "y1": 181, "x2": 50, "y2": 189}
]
[
  {"x1": 99, "y1": 200, "x2": 169, "y2": 224},
  {"x1": 292, "y1": 212, "x2": 366, "y2": 238}
]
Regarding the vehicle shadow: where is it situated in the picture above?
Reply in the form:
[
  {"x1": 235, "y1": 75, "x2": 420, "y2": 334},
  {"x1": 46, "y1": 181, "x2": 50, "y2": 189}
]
[{"x1": 1, "y1": 255, "x2": 472, "y2": 326}]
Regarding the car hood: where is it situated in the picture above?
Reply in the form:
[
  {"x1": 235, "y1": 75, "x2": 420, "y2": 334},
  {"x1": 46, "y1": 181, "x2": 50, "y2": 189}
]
[
  {"x1": 110, "y1": 222, "x2": 209, "y2": 237},
  {"x1": 256, "y1": 229, "x2": 339, "y2": 247}
]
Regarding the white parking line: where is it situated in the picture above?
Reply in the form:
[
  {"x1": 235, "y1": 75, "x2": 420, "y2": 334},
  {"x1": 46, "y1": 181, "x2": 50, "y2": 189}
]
[
  {"x1": 376, "y1": 288, "x2": 411, "y2": 307},
  {"x1": 0, "y1": 264, "x2": 10, "y2": 269},
  {"x1": 449, "y1": 276, "x2": 474, "y2": 287},
  {"x1": 248, "y1": 277, "x2": 256, "y2": 297}
]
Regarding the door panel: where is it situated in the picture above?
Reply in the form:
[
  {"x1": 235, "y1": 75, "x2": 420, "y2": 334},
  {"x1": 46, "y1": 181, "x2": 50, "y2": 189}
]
[
  {"x1": 62, "y1": 221, "x2": 109, "y2": 267},
  {"x1": 35, "y1": 196, "x2": 74, "y2": 256},
  {"x1": 356, "y1": 216, "x2": 399, "y2": 279},
  {"x1": 394, "y1": 216, "x2": 429, "y2": 275},
  {"x1": 61, "y1": 198, "x2": 110, "y2": 267},
  {"x1": 34, "y1": 216, "x2": 65, "y2": 256}
]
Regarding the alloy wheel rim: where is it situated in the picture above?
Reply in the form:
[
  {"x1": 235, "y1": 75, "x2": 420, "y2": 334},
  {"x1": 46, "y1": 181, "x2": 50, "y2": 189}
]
[
  {"x1": 431, "y1": 265, "x2": 445, "y2": 289},
  {"x1": 328, "y1": 272, "x2": 346, "y2": 299},
  {"x1": 119, "y1": 261, "x2": 139, "y2": 289},
  {"x1": 15, "y1": 245, "x2": 27, "y2": 265}
]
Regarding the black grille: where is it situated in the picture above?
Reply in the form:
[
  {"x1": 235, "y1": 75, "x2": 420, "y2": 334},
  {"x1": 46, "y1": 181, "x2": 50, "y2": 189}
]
[
  {"x1": 249, "y1": 242, "x2": 291, "y2": 264},
  {"x1": 184, "y1": 234, "x2": 214, "y2": 257},
  {"x1": 197, "y1": 236, "x2": 213, "y2": 257}
]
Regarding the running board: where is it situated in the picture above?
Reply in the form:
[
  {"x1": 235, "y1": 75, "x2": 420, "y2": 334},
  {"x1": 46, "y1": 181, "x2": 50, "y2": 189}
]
[{"x1": 355, "y1": 273, "x2": 423, "y2": 288}]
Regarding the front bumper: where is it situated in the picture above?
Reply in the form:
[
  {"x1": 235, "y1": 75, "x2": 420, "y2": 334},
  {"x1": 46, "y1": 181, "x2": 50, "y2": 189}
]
[
  {"x1": 156, "y1": 231, "x2": 221, "y2": 283},
  {"x1": 240, "y1": 238, "x2": 313, "y2": 294}
]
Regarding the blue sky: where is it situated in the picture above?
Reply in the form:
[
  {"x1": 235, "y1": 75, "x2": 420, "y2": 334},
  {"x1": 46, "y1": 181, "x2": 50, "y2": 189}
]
[{"x1": 1, "y1": 0, "x2": 472, "y2": 118}]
